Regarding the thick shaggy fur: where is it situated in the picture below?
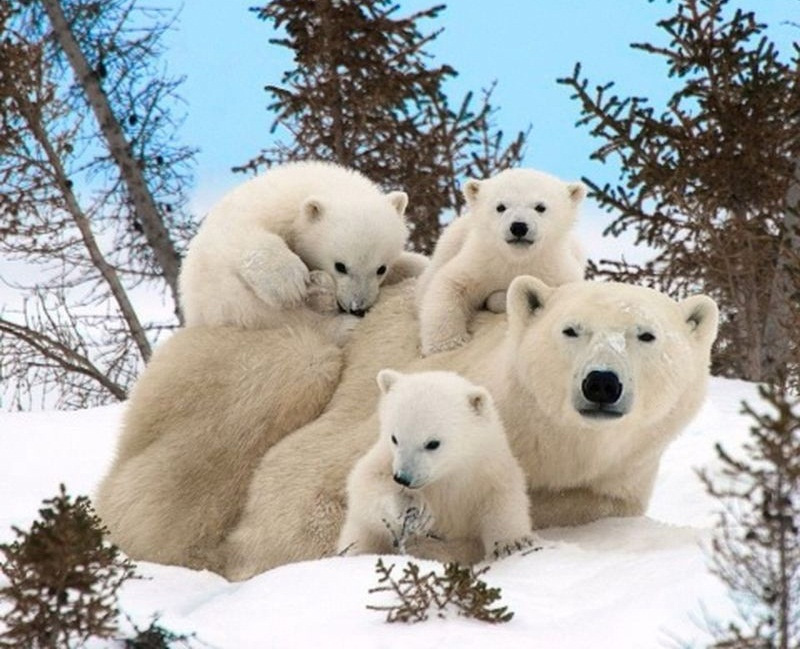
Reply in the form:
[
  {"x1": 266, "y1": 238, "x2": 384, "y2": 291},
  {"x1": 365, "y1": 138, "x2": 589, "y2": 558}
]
[
  {"x1": 337, "y1": 370, "x2": 534, "y2": 562},
  {"x1": 94, "y1": 325, "x2": 344, "y2": 572},
  {"x1": 96, "y1": 278, "x2": 718, "y2": 580},
  {"x1": 179, "y1": 160, "x2": 425, "y2": 331},
  {"x1": 415, "y1": 168, "x2": 586, "y2": 355}
]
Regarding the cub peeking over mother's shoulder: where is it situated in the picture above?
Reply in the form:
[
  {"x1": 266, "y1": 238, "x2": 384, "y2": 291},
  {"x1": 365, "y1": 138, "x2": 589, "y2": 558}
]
[
  {"x1": 179, "y1": 160, "x2": 427, "y2": 334},
  {"x1": 416, "y1": 167, "x2": 586, "y2": 356}
]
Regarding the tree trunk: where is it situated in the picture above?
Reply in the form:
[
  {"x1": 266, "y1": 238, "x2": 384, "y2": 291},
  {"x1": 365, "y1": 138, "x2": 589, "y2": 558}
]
[
  {"x1": 761, "y1": 158, "x2": 800, "y2": 383},
  {"x1": 40, "y1": 0, "x2": 185, "y2": 324},
  {"x1": 19, "y1": 96, "x2": 152, "y2": 365}
]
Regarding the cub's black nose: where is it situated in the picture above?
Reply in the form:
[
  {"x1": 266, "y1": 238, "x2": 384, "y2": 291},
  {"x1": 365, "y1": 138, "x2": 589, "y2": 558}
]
[
  {"x1": 350, "y1": 308, "x2": 366, "y2": 318},
  {"x1": 582, "y1": 370, "x2": 623, "y2": 405},
  {"x1": 393, "y1": 473, "x2": 411, "y2": 487},
  {"x1": 509, "y1": 221, "x2": 528, "y2": 238}
]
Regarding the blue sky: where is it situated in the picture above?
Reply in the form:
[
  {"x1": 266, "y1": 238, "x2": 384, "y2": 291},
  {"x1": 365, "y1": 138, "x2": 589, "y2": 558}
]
[{"x1": 162, "y1": 0, "x2": 798, "y2": 222}]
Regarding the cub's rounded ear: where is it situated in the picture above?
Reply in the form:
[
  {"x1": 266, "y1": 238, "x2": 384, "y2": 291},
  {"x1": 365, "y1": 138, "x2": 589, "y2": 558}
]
[
  {"x1": 387, "y1": 191, "x2": 408, "y2": 217},
  {"x1": 462, "y1": 179, "x2": 481, "y2": 205},
  {"x1": 376, "y1": 368, "x2": 403, "y2": 394},
  {"x1": 567, "y1": 181, "x2": 587, "y2": 204},
  {"x1": 466, "y1": 386, "x2": 492, "y2": 417},
  {"x1": 301, "y1": 197, "x2": 324, "y2": 222},
  {"x1": 680, "y1": 295, "x2": 719, "y2": 346},
  {"x1": 507, "y1": 275, "x2": 554, "y2": 338}
]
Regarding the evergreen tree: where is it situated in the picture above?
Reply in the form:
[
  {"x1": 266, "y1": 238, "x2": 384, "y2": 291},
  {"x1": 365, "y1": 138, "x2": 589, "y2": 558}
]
[
  {"x1": 239, "y1": 0, "x2": 528, "y2": 253},
  {"x1": 699, "y1": 382, "x2": 799, "y2": 648},
  {"x1": 559, "y1": 0, "x2": 800, "y2": 382},
  {"x1": 0, "y1": 485, "x2": 136, "y2": 648}
]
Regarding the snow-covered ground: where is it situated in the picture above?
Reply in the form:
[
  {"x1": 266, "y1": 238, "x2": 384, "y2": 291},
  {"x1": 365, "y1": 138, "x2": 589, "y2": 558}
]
[{"x1": 0, "y1": 377, "x2": 759, "y2": 647}]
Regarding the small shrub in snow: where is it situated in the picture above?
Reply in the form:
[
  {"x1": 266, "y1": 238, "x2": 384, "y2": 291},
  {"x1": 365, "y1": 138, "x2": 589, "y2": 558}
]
[
  {"x1": 0, "y1": 484, "x2": 135, "y2": 648},
  {"x1": 367, "y1": 558, "x2": 513, "y2": 624},
  {"x1": 122, "y1": 616, "x2": 196, "y2": 648}
]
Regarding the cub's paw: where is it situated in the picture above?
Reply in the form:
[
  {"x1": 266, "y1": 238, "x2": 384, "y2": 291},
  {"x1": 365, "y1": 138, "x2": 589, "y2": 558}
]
[
  {"x1": 382, "y1": 498, "x2": 435, "y2": 554},
  {"x1": 242, "y1": 250, "x2": 309, "y2": 307},
  {"x1": 306, "y1": 270, "x2": 338, "y2": 314},
  {"x1": 488, "y1": 534, "x2": 543, "y2": 561},
  {"x1": 422, "y1": 332, "x2": 472, "y2": 357},
  {"x1": 400, "y1": 504, "x2": 435, "y2": 541},
  {"x1": 484, "y1": 290, "x2": 507, "y2": 314}
]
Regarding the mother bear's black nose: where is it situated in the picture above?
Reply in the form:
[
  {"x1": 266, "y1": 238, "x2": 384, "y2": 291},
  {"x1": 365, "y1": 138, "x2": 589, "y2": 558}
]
[{"x1": 582, "y1": 370, "x2": 623, "y2": 405}]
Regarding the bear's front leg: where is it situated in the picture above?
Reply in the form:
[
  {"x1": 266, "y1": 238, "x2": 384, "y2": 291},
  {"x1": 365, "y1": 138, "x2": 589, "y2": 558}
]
[
  {"x1": 418, "y1": 269, "x2": 479, "y2": 356},
  {"x1": 479, "y1": 487, "x2": 540, "y2": 561},
  {"x1": 239, "y1": 236, "x2": 310, "y2": 308}
]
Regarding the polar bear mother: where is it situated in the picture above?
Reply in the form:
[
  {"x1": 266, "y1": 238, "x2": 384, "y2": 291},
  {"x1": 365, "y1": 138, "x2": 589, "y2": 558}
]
[{"x1": 96, "y1": 276, "x2": 718, "y2": 580}]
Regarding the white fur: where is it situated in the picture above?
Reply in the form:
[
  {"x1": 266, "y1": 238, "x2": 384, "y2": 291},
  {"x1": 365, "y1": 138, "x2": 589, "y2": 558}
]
[
  {"x1": 179, "y1": 161, "x2": 422, "y2": 329},
  {"x1": 416, "y1": 167, "x2": 586, "y2": 355},
  {"x1": 337, "y1": 370, "x2": 534, "y2": 560}
]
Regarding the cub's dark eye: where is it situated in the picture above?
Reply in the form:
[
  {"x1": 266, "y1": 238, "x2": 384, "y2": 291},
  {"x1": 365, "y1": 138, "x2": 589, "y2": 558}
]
[
  {"x1": 496, "y1": 203, "x2": 506, "y2": 213},
  {"x1": 391, "y1": 435, "x2": 398, "y2": 445},
  {"x1": 562, "y1": 327, "x2": 579, "y2": 338},
  {"x1": 334, "y1": 262, "x2": 347, "y2": 274},
  {"x1": 638, "y1": 332, "x2": 656, "y2": 342},
  {"x1": 376, "y1": 265, "x2": 387, "y2": 276},
  {"x1": 425, "y1": 440, "x2": 440, "y2": 451},
  {"x1": 534, "y1": 203, "x2": 547, "y2": 213}
]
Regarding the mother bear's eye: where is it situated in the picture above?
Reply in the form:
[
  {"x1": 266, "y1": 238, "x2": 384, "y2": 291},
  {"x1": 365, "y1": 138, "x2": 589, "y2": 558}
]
[
  {"x1": 376, "y1": 265, "x2": 387, "y2": 276},
  {"x1": 562, "y1": 327, "x2": 579, "y2": 338},
  {"x1": 496, "y1": 203, "x2": 506, "y2": 213},
  {"x1": 391, "y1": 435, "x2": 398, "y2": 445},
  {"x1": 334, "y1": 261, "x2": 348, "y2": 275},
  {"x1": 534, "y1": 203, "x2": 547, "y2": 213},
  {"x1": 638, "y1": 331, "x2": 656, "y2": 342},
  {"x1": 425, "y1": 440, "x2": 440, "y2": 451}
]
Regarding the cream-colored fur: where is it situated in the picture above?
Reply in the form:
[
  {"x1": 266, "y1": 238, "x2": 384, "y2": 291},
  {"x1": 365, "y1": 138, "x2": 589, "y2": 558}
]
[
  {"x1": 416, "y1": 168, "x2": 586, "y2": 355},
  {"x1": 94, "y1": 323, "x2": 344, "y2": 572},
  {"x1": 179, "y1": 160, "x2": 425, "y2": 332},
  {"x1": 95, "y1": 275, "x2": 717, "y2": 578},
  {"x1": 337, "y1": 370, "x2": 534, "y2": 562},
  {"x1": 221, "y1": 277, "x2": 718, "y2": 579}
]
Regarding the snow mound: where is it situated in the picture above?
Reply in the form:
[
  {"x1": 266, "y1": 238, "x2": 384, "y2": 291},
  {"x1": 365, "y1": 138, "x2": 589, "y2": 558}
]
[{"x1": 0, "y1": 377, "x2": 758, "y2": 648}]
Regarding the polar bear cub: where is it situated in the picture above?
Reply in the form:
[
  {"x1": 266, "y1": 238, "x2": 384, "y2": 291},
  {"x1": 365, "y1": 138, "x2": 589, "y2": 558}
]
[
  {"x1": 416, "y1": 167, "x2": 586, "y2": 355},
  {"x1": 180, "y1": 161, "x2": 426, "y2": 330},
  {"x1": 337, "y1": 369, "x2": 537, "y2": 560}
]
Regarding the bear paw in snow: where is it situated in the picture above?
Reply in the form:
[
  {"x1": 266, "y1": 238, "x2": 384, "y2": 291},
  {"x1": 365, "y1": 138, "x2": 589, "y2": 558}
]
[{"x1": 489, "y1": 535, "x2": 542, "y2": 561}]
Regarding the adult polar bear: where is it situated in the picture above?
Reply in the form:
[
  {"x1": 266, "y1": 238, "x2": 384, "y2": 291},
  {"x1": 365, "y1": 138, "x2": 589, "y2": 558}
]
[
  {"x1": 221, "y1": 278, "x2": 718, "y2": 578},
  {"x1": 95, "y1": 275, "x2": 718, "y2": 580}
]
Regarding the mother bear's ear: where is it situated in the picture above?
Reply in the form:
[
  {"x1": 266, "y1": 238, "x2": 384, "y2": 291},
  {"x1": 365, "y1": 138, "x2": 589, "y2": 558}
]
[
  {"x1": 507, "y1": 276, "x2": 554, "y2": 339},
  {"x1": 679, "y1": 294, "x2": 719, "y2": 346}
]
